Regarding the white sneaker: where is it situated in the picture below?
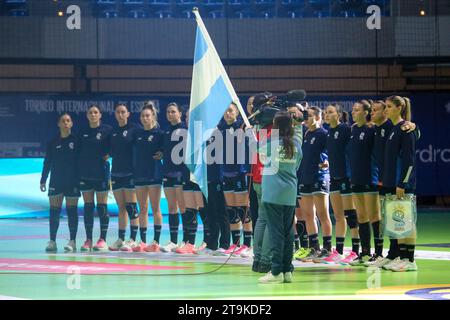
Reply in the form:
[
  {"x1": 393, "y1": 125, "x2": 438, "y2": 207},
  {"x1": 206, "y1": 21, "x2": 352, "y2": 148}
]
[
  {"x1": 382, "y1": 257, "x2": 401, "y2": 270},
  {"x1": 240, "y1": 246, "x2": 253, "y2": 258},
  {"x1": 109, "y1": 238, "x2": 124, "y2": 251},
  {"x1": 64, "y1": 240, "x2": 76, "y2": 252},
  {"x1": 45, "y1": 240, "x2": 57, "y2": 253},
  {"x1": 172, "y1": 241, "x2": 185, "y2": 253},
  {"x1": 370, "y1": 257, "x2": 392, "y2": 268},
  {"x1": 391, "y1": 259, "x2": 418, "y2": 272},
  {"x1": 212, "y1": 248, "x2": 227, "y2": 256},
  {"x1": 259, "y1": 271, "x2": 284, "y2": 284},
  {"x1": 364, "y1": 255, "x2": 385, "y2": 267},
  {"x1": 160, "y1": 241, "x2": 178, "y2": 253},
  {"x1": 120, "y1": 239, "x2": 138, "y2": 252},
  {"x1": 284, "y1": 272, "x2": 293, "y2": 283}
]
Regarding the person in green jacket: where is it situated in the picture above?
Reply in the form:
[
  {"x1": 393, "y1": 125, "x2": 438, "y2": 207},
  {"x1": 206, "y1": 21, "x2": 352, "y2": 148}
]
[{"x1": 258, "y1": 111, "x2": 303, "y2": 284}]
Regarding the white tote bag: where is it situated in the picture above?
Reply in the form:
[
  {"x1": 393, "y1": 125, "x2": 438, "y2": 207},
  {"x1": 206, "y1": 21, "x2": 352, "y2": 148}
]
[{"x1": 382, "y1": 194, "x2": 417, "y2": 239}]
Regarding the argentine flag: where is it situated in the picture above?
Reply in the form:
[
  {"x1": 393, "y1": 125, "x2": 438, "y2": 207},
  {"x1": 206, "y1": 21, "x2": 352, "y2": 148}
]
[{"x1": 186, "y1": 9, "x2": 250, "y2": 199}]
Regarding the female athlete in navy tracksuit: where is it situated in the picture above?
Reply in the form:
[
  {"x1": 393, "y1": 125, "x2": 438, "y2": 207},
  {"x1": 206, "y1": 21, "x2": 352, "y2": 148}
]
[
  {"x1": 219, "y1": 103, "x2": 252, "y2": 258},
  {"x1": 160, "y1": 102, "x2": 188, "y2": 253},
  {"x1": 78, "y1": 105, "x2": 112, "y2": 252},
  {"x1": 323, "y1": 104, "x2": 360, "y2": 264},
  {"x1": 108, "y1": 104, "x2": 140, "y2": 252},
  {"x1": 133, "y1": 101, "x2": 164, "y2": 253},
  {"x1": 40, "y1": 113, "x2": 80, "y2": 253},
  {"x1": 298, "y1": 106, "x2": 333, "y2": 263},
  {"x1": 381, "y1": 96, "x2": 418, "y2": 272},
  {"x1": 176, "y1": 109, "x2": 207, "y2": 254},
  {"x1": 348, "y1": 100, "x2": 380, "y2": 266},
  {"x1": 204, "y1": 129, "x2": 229, "y2": 254},
  {"x1": 368, "y1": 98, "x2": 418, "y2": 269}
]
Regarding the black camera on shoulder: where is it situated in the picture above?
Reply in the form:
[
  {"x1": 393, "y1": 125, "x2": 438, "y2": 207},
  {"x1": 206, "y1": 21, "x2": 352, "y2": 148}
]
[{"x1": 249, "y1": 90, "x2": 308, "y2": 127}]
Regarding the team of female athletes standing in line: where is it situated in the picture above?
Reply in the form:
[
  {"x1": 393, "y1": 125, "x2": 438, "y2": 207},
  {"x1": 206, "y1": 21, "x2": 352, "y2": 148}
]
[{"x1": 41, "y1": 95, "x2": 419, "y2": 274}]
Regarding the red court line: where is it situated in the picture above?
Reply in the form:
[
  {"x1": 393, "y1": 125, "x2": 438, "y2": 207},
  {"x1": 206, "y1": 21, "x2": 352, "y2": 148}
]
[{"x1": 0, "y1": 258, "x2": 188, "y2": 274}]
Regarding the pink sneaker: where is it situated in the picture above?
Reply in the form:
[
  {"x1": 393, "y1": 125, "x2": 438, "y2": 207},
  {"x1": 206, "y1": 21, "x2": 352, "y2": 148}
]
[
  {"x1": 233, "y1": 245, "x2": 249, "y2": 257},
  {"x1": 323, "y1": 249, "x2": 344, "y2": 264},
  {"x1": 175, "y1": 242, "x2": 197, "y2": 254},
  {"x1": 224, "y1": 244, "x2": 239, "y2": 255},
  {"x1": 132, "y1": 242, "x2": 147, "y2": 252},
  {"x1": 144, "y1": 241, "x2": 160, "y2": 253},
  {"x1": 80, "y1": 239, "x2": 92, "y2": 252},
  {"x1": 340, "y1": 251, "x2": 359, "y2": 265},
  {"x1": 92, "y1": 239, "x2": 108, "y2": 252}
]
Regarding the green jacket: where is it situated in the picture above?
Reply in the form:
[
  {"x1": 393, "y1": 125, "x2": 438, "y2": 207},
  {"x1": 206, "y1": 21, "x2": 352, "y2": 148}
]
[{"x1": 260, "y1": 125, "x2": 303, "y2": 206}]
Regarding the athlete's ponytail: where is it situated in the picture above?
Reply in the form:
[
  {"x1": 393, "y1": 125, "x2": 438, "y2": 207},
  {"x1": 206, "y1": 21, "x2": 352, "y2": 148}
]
[
  {"x1": 330, "y1": 103, "x2": 349, "y2": 124},
  {"x1": 402, "y1": 97, "x2": 411, "y2": 122}
]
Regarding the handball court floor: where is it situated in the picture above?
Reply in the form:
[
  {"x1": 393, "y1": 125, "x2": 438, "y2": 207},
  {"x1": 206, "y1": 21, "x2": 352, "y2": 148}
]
[
  {"x1": 1, "y1": 212, "x2": 450, "y2": 300},
  {"x1": 1, "y1": 159, "x2": 450, "y2": 300}
]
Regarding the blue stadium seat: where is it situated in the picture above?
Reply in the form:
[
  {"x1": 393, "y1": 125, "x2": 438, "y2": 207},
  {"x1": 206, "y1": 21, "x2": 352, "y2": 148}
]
[
  {"x1": 100, "y1": 9, "x2": 119, "y2": 18},
  {"x1": 282, "y1": 0, "x2": 304, "y2": 4},
  {"x1": 312, "y1": 9, "x2": 330, "y2": 18},
  {"x1": 335, "y1": 10, "x2": 360, "y2": 17},
  {"x1": 149, "y1": 0, "x2": 170, "y2": 4},
  {"x1": 154, "y1": 9, "x2": 173, "y2": 18},
  {"x1": 4, "y1": 0, "x2": 27, "y2": 4},
  {"x1": 208, "y1": 9, "x2": 225, "y2": 19},
  {"x1": 233, "y1": 9, "x2": 254, "y2": 19},
  {"x1": 337, "y1": 0, "x2": 362, "y2": 10},
  {"x1": 308, "y1": 0, "x2": 329, "y2": 8},
  {"x1": 254, "y1": 0, "x2": 275, "y2": 4},
  {"x1": 257, "y1": 8, "x2": 275, "y2": 19},
  {"x1": 122, "y1": 0, "x2": 144, "y2": 4},
  {"x1": 180, "y1": 9, "x2": 196, "y2": 18},
  {"x1": 363, "y1": 0, "x2": 386, "y2": 5},
  {"x1": 96, "y1": 0, "x2": 117, "y2": 4},
  {"x1": 176, "y1": 0, "x2": 198, "y2": 5},
  {"x1": 7, "y1": 8, "x2": 28, "y2": 16},
  {"x1": 149, "y1": 0, "x2": 173, "y2": 18},
  {"x1": 128, "y1": 9, "x2": 147, "y2": 18},
  {"x1": 286, "y1": 10, "x2": 305, "y2": 18},
  {"x1": 281, "y1": 0, "x2": 306, "y2": 18},
  {"x1": 229, "y1": 0, "x2": 251, "y2": 6},
  {"x1": 204, "y1": 0, "x2": 224, "y2": 5}
]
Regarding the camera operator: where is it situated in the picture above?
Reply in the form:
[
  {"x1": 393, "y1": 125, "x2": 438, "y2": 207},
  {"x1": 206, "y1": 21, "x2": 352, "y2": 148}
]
[{"x1": 250, "y1": 91, "x2": 306, "y2": 274}]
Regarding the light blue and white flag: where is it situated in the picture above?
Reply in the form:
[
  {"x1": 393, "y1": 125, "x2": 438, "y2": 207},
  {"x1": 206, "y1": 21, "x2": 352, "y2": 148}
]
[{"x1": 186, "y1": 8, "x2": 251, "y2": 199}]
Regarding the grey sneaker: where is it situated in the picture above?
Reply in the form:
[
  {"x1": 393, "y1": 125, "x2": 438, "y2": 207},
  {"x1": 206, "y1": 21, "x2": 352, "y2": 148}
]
[
  {"x1": 313, "y1": 249, "x2": 331, "y2": 263},
  {"x1": 301, "y1": 248, "x2": 320, "y2": 262},
  {"x1": 364, "y1": 255, "x2": 384, "y2": 267},
  {"x1": 391, "y1": 259, "x2": 418, "y2": 272},
  {"x1": 383, "y1": 257, "x2": 402, "y2": 270},
  {"x1": 64, "y1": 240, "x2": 76, "y2": 252},
  {"x1": 45, "y1": 240, "x2": 57, "y2": 253}
]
